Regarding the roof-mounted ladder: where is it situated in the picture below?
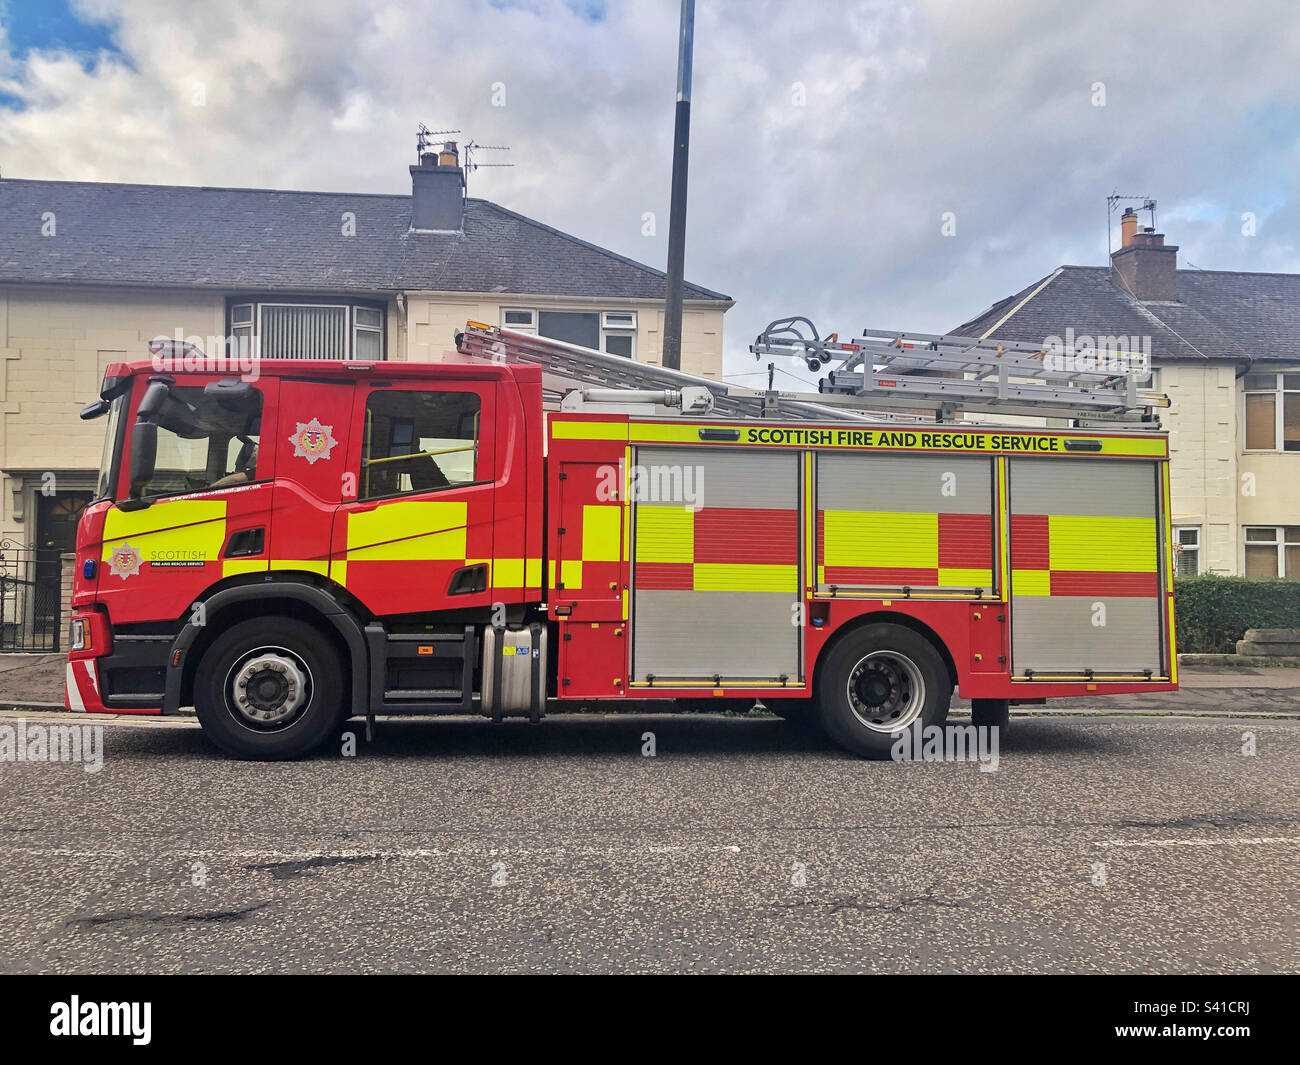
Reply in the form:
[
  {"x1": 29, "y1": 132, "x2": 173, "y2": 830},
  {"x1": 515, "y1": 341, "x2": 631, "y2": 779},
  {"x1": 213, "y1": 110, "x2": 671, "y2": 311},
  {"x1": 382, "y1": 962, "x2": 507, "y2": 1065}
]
[
  {"x1": 456, "y1": 318, "x2": 1169, "y2": 430},
  {"x1": 750, "y1": 317, "x2": 1169, "y2": 429}
]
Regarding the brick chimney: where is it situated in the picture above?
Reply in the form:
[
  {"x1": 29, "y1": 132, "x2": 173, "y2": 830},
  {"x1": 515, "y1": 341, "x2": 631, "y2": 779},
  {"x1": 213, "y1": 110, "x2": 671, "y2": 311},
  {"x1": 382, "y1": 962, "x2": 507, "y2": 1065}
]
[
  {"x1": 410, "y1": 141, "x2": 465, "y2": 233},
  {"x1": 1111, "y1": 206, "x2": 1178, "y2": 301}
]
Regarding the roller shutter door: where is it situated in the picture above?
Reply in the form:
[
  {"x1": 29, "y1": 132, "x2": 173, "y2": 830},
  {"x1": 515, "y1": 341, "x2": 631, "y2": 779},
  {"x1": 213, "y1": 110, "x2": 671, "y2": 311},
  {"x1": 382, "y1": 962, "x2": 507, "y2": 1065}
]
[
  {"x1": 631, "y1": 448, "x2": 800, "y2": 682},
  {"x1": 1008, "y1": 458, "x2": 1163, "y2": 676},
  {"x1": 816, "y1": 453, "x2": 995, "y2": 594}
]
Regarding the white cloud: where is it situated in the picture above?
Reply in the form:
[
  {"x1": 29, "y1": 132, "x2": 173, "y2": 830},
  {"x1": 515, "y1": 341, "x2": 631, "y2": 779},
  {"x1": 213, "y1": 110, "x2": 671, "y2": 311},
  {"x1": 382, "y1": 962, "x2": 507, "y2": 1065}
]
[{"x1": 2, "y1": 0, "x2": 1299, "y2": 379}]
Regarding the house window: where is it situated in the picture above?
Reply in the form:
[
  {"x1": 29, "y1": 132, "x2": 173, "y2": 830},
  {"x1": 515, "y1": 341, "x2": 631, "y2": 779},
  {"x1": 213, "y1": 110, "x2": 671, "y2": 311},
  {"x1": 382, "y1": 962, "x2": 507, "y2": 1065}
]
[
  {"x1": 503, "y1": 308, "x2": 637, "y2": 357},
  {"x1": 1174, "y1": 526, "x2": 1200, "y2": 576},
  {"x1": 1243, "y1": 372, "x2": 1300, "y2": 451},
  {"x1": 1243, "y1": 525, "x2": 1300, "y2": 578},
  {"x1": 228, "y1": 300, "x2": 386, "y2": 360},
  {"x1": 501, "y1": 308, "x2": 537, "y2": 335},
  {"x1": 360, "y1": 390, "x2": 480, "y2": 500},
  {"x1": 601, "y1": 311, "x2": 637, "y2": 359}
]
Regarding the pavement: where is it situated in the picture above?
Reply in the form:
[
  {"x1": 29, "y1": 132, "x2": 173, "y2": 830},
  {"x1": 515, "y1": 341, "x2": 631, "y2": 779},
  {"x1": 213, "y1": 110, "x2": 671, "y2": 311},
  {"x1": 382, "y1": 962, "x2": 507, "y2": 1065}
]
[{"x1": 0, "y1": 710, "x2": 1296, "y2": 973}]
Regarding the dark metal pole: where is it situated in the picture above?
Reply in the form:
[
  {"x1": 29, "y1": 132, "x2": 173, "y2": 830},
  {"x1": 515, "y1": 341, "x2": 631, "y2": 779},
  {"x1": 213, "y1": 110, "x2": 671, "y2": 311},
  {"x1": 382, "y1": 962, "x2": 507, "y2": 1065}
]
[{"x1": 662, "y1": 0, "x2": 694, "y2": 371}]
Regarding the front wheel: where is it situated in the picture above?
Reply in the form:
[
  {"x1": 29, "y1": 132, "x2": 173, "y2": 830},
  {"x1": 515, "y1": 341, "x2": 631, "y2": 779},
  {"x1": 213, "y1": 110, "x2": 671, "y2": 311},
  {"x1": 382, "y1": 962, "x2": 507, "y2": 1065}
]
[
  {"x1": 194, "y1": 617, "x2": 347, "y2": 760},
  {"x1": 816, "y1": 623, "x2": 951, "y2": 758}
]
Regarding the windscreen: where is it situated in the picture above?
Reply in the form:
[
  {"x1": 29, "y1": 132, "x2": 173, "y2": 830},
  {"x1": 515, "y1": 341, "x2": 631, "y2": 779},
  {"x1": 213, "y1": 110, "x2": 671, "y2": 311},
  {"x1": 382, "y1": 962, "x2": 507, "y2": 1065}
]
[{"x1": 133, "y1": 385, "x2": 263, "y2": 500}]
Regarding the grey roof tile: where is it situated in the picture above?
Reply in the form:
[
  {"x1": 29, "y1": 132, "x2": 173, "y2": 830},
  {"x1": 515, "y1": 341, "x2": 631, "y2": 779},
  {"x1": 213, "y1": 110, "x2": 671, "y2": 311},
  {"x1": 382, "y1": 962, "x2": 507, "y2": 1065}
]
[
  {"x1": 954, "y1": 264, "x2": 1300, "y2": 362},
  {"x1": 0, "y1": 178, "x2": 730, "y2": 302}
]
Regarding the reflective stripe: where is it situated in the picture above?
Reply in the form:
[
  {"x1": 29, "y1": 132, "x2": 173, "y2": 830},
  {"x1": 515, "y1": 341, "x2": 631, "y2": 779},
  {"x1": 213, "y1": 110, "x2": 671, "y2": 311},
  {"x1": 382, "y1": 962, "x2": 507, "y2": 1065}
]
[
  {"x1": 693, "y1": 563, "x2": 797, "y2": 592},
  {"x1": 581, "y1": 505, "x2": 622, "y2": 562},
  {"x1": 548, "y1": 559, "x2": 583, "y2": 589},
  {"x1": 552, "y1": 421, "x2": 630, "y2": 441},
  {"x1": 222, "y1": 559, "x2": 266, "y2": 578},
  {"x1": 271, "y1": 560, "x2": 328, "y2": 576},
  {"x1": 345, "y1": 500, "x2": 467, "y2": 560},
  {"x1": 102, "y1": 499, "x2": 227, "y2": 565},
  {"x1": 1048, "y1": 515, "x2": 1157, "y2": 573},
  {"x1": 489, "y1": 557, "x2": 543, "y2": 587},
  {"x1": 635, "y1": 505, "x2": 694, "y2": 563},
  {"x1": 1014, "y1": 569, "x2": 1051, "y2": 596},
  {"x1": 65, "y1": 662, "x2": 85, "y2": 712},
  {"x1": 103, "y1": 499, "x2": 227, "y2": 540},
  {"x1": 822, "y1": 511, "x2": 937, "y2": 569}
]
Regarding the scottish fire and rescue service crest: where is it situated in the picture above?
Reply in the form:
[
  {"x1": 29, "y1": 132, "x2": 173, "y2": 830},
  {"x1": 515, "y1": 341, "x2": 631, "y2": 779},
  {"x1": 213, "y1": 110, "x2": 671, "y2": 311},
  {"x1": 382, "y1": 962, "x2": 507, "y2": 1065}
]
[
  {"x1": 289, "y1": 418, "x2": 337, "y2": 464},
  {"x1": 108, "y1": 543, "x2": 142, "y2": 581}
]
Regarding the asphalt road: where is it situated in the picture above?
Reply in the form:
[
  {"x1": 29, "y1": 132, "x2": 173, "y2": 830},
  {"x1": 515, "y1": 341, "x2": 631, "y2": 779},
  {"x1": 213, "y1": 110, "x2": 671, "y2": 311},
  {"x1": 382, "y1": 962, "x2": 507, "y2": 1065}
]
[{"x1": 1, "y1": 712, "x2": 1297, "y2": 974}]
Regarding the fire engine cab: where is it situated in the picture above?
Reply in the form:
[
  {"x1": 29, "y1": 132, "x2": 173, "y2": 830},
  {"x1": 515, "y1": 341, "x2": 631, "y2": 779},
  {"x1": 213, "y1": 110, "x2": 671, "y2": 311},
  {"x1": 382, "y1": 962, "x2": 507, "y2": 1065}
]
[{"x1": 66, "y1": 320, "x2": 1177, "y2": 759}]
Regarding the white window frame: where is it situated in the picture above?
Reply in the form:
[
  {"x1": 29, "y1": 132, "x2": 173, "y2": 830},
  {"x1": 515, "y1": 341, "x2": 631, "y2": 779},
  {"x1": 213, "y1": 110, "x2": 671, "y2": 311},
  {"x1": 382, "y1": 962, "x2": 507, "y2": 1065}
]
[
  {"x1": 501, "y1": 308, "x2": 538, "y2": 335},
  {"x1": 600, "y1": 310, "x2": 636, "y2": 359},
  {"x1": 354, "y1": 306, "x2": 384, "y2": 360},
  {"x1": 1242, "y1": 370, "x2": 1300, "y2": 452},
  {"x1": 1173, "y1": 525, "x2": 1201, "y2": 577},
  {"x1": 231, "y1": 301, "x2": 385, "y2": 360},
  {"x1": 500, "y1": 307, "x2": 638, "y2": 358},
  {"x1": 1242, "y1": 525, "x2": 1300, "y2": 578}
]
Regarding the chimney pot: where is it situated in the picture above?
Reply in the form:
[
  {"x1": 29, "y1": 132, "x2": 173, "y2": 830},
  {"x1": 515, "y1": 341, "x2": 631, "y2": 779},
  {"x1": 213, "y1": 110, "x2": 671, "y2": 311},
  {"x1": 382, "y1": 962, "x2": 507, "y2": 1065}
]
[{"x1": 1120, "y1": 207, "x2": 1138, "y2": 248}]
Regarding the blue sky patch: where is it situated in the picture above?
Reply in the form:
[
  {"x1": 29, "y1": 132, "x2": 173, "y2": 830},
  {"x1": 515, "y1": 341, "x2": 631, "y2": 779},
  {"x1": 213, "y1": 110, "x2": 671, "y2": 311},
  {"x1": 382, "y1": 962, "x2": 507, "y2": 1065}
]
[{"x1": 1, "y1": 0, "x2": 120, "y2": 60}]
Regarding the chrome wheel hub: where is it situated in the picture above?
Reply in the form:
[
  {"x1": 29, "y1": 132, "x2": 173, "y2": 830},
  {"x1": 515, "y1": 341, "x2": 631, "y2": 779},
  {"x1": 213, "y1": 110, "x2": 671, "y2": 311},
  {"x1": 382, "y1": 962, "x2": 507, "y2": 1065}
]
[
  {"x1": 846, "y1": 650, "x2": 925, "y2": 733},
  {"x1": 228, "y1": 649, "x2": 310, "y2": 727}
]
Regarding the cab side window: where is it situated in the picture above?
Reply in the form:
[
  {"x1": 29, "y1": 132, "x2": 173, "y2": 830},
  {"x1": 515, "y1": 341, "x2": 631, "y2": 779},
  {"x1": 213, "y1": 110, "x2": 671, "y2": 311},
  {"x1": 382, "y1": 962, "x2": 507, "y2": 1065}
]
[{"x1": 360, "y1": 390, "x2": 480, "y2": 500}]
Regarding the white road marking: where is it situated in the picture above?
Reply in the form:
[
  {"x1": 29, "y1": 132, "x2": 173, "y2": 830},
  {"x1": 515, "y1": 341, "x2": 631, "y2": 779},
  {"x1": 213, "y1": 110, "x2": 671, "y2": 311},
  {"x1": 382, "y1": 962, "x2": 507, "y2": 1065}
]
[
  {"x1": 1095, "y1": 836, "x2": 1300, "y2": 849},
  {"x1": 4, "y1": 844, "x2": 744, "y2": 861}
]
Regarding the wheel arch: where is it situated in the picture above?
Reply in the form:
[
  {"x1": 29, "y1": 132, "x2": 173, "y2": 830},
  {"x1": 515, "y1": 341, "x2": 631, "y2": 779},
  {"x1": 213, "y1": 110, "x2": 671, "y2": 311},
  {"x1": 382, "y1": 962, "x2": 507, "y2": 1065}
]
[
  {"x1": 813, "y1": 610, "x2": 958, "y2": 693},
  {"x1": 164, "y1": 581, "x2": 368, "y2": 716}
]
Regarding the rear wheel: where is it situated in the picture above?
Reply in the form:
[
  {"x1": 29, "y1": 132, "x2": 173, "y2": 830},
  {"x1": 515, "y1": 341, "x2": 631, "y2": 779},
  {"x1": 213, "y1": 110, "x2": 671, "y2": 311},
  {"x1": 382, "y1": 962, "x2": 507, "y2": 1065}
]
[
  {"x1": 817, "y1": 623, "x2": 951, "y2": 758},
  {"x1": 194, "y1": 617, "x2": 346, "y2": 760}
]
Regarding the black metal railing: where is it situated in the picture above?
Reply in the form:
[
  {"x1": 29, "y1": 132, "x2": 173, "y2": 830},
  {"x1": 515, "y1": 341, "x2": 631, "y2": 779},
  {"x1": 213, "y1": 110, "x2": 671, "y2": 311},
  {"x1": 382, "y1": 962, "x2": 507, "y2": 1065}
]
[{"x1": 0, "y1": 539, "x2": 62, "y2": 652}]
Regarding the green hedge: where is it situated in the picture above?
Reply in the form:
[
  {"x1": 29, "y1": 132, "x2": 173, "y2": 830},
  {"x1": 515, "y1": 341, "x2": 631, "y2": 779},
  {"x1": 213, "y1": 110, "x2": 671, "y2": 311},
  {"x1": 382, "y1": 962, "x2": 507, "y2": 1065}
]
[{"x1": 1174, "y1": 575, "x2": 1300, "y2": 653}]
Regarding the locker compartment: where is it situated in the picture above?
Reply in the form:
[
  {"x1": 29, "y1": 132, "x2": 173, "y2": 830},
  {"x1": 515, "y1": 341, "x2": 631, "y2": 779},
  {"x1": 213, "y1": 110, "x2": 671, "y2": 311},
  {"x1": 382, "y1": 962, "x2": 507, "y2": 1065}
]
[
  {"x1": 630, "y1": 447, "x2": 801, "y2": 683},
  {"x1": 558, "y1": 620, "x2": 627, "y2": 698},
  {"x1": 816, "y1": 453, "x2": 995, "y2": 594},
  {"x1": 1007, "y1": 458, "x2": 1165, "y2": 677}
]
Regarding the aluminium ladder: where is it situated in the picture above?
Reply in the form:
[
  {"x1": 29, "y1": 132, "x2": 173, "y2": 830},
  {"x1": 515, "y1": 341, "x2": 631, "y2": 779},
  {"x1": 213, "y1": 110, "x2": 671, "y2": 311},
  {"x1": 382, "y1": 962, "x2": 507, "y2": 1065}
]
[{"x1": 456, "y1": 318, "x2": 1168, "y2": 429}]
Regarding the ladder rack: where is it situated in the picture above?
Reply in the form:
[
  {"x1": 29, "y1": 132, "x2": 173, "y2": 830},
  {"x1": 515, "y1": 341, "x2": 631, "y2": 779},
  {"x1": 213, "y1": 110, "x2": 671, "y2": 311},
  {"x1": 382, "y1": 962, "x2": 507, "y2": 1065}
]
[
  {"x1": 456, "y1": 319, "x2": 1169, "y2": 430},
  {"x1": 456, "y1": 322, "x2": 885, "y2": 423},
  {"x1": 750, "y1": 317, "x2": 1168, "y2": 428}
]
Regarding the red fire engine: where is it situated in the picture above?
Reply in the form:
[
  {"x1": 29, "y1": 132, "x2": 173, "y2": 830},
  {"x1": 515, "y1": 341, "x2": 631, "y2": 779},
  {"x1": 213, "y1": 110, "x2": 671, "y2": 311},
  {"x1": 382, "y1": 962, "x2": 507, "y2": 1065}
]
[{"x1": 66, "y1": 320, "x2": 1176, "y2": 759}]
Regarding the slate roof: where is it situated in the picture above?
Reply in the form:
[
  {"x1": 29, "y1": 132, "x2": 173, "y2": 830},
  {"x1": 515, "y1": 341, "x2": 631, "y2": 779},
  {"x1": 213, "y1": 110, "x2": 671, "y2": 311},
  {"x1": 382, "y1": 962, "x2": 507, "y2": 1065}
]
[
  {"x1": 0, "y1": 178, "x2": 731, "y2": 302},
  {"x1": 954, "y1": 264, "x2": 1300, "y2": 363}
]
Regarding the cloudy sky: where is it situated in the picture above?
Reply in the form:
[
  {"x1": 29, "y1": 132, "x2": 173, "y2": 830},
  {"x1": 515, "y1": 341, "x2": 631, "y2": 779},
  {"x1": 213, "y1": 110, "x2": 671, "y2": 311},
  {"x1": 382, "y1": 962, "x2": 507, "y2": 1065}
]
[{"x1": 1, "y1": 0, "x2": 1298, "y2": 382}]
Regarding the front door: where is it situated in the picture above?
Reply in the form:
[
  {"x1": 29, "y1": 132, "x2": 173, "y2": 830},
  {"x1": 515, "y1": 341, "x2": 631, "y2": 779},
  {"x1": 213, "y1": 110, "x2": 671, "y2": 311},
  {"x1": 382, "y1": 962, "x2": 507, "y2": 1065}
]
[{"x1": 34, "y1": 490, "x2": 91, "y2": 649}]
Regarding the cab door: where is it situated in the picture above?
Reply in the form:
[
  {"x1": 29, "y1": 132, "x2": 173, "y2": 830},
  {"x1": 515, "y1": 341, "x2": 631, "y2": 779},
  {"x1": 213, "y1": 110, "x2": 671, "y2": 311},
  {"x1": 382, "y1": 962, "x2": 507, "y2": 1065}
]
[{"x1": 330, "y1": 378, "x2": 497, "y2": 617}]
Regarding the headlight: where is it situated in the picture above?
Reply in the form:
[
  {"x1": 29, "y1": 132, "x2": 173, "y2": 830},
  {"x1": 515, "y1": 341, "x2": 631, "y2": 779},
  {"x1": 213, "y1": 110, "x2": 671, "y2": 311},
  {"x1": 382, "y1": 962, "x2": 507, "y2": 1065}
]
[{"x1": 69, "y1": 618, "x2": 87, "y2": 652}]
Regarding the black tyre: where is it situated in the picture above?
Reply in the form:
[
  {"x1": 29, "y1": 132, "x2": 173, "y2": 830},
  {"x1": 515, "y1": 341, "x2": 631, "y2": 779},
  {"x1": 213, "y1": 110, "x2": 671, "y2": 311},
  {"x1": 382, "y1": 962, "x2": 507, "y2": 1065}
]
[
  {"x1": 194, "y1": 617, "x2": 347, "y2": 760},
  {"x1": 816, "y1": 623, "x2": 951, "y2": 758}
]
